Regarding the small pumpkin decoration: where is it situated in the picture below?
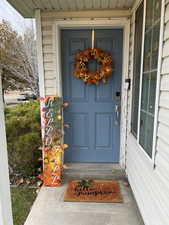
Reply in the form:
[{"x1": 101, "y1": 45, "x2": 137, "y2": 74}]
[{"x1": 73, "y1": 48, "x2": 113, "y2": 85}]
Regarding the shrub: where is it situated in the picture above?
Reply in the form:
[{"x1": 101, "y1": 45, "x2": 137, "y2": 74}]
[{"x1": 5, "y1": 101, "x2": 42, "y2": 176}]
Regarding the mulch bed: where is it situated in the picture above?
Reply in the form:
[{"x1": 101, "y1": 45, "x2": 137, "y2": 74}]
[
  {"x1": 10, "y1": 174, "x2": 42, "y2": 189},
  {"x1": 64, "y1": 180, "x2": 123, "y2": 203}
]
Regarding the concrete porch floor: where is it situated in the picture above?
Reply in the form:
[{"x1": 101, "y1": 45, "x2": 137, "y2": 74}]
[{"x1": 25, "y1": 164, "x2": 144, "y2": 225}]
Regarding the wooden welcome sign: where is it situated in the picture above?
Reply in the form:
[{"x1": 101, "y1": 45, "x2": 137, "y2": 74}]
[{"x1": 39, "y1": 96, "x2": 69, "y2": 187}]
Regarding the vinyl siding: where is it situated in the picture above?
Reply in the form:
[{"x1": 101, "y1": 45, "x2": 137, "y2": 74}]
[
  {"x1": 126, "y1": 1, "x2": 169, "y2": 225},
  {"x1": 41, "y1": 15, "x2": 56, "y2": 96}
]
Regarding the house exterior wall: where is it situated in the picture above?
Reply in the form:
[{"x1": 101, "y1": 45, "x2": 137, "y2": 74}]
[
  {"x1": 38, "y1": 3, "x2": 169, "y2": 224},
  {"x1": 39, "y1": 10, "x2": 130, "y2": 97},
  {"x1": 38, "y1": 10, "x2": 130, "y2": 168},
  {"x1": 126, "y1": 1, "x2": 169, "y2": 225},
  {"x1": 40, "y1": 14, "x2": 57, "y2": 96}
]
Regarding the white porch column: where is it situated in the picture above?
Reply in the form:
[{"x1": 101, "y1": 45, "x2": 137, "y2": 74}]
[{"x1": 0, "y1": 70, "x2": 13, "y2": 225}]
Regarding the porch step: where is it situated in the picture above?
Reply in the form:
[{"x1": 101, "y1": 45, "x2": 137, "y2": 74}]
[{"x1": 63, "y1": 163, "x2": 126, "y2": 180}]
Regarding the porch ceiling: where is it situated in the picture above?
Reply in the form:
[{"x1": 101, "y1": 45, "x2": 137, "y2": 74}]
[{"x1": 7, "y1": 0, "x2": 135, "y2": 18}]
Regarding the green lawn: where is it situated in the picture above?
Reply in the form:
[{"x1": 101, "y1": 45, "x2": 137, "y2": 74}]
[{"x1": 11, "y1": 187, "x2": 37, "y2": 225}]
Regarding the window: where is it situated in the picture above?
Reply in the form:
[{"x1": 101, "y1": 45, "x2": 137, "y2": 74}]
[
  {"x1": 131, "y1": 0, "x2": 162, "y2": 158},
  {"x1": 131, "y1": 2, "x2": 144, "y2": 137}
]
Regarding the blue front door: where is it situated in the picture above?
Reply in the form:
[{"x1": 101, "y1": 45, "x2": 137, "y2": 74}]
[{"x1": 62, "y1": 29, "x2": 123, "y2": 162}]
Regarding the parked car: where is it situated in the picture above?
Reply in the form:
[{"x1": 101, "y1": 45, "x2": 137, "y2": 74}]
[
  {"x1": 17, "y1": 93, "x2": 28, "y2": 101},
  {"x1": 26, "y1": 93, "x2": 37, "y2": 100},
  {"x1": 17, "y1": 93, "x2": 37, "y2": 101}
]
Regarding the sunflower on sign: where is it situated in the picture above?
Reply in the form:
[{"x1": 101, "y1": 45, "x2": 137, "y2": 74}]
[{"x1": 74, "y1": 48, "x2": 113, "y2": 85}]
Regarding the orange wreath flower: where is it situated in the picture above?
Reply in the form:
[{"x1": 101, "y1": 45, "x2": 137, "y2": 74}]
[{"x1": 74, "y1": 48, "x2": 113, "y2": 84}]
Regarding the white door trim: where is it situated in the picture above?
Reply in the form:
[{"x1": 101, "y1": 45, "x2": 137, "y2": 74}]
[{"x1": 53, "y1": 18, "x2": 130, "y2": 168}]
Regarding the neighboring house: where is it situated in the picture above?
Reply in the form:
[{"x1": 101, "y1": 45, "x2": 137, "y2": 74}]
[{"x1": 0, "y1": 0, "x2": 169, "y2": 225}]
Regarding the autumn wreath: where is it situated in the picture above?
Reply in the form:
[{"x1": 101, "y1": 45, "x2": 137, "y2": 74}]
[{"x1": 73, "y1": 48, "x2": 113, "y2": 84}]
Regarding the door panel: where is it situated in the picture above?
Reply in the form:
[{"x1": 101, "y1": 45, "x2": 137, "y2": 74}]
[
  {"x1": 95, "y1": 113, "x2": 113, "y2": 148},
  {"x1": 62, "y1": 29, "x2": 123, "y2": 162}
]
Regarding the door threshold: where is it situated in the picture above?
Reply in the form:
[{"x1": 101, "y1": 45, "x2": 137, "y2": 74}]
[{"x1": 64, "y1": 163, "x2": 121, "y2": 170}]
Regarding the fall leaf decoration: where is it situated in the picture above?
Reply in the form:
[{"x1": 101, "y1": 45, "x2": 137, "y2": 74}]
[
  {"x1": 74, "y1": 48, "x2": 113, "y2": 85},
  {"x1": 38, "y1": 96, "x2": 70, "y2": 187}
]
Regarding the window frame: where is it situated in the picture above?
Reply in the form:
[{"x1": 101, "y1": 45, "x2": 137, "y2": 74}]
[
  {"x1": 131, "y1": 0, "x2": 165, "y2": 164},
  {"x1": 130, "y1": 1, "x2": 144, "y2": 137}
]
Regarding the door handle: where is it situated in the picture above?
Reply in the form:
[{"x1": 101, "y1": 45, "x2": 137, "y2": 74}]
[{"x1": 115, "y1": 104, "x2": 121, "y2": 125}]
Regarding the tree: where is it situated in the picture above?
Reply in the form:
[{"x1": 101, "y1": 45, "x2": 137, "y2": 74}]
[{"x1": 0, "y1": 20, "x2": 39, "y2": 95}]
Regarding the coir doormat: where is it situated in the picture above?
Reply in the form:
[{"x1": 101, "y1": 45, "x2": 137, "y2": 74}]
[{"x1": 64, "y1": 180, "x2": 123, "y2": 203}]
